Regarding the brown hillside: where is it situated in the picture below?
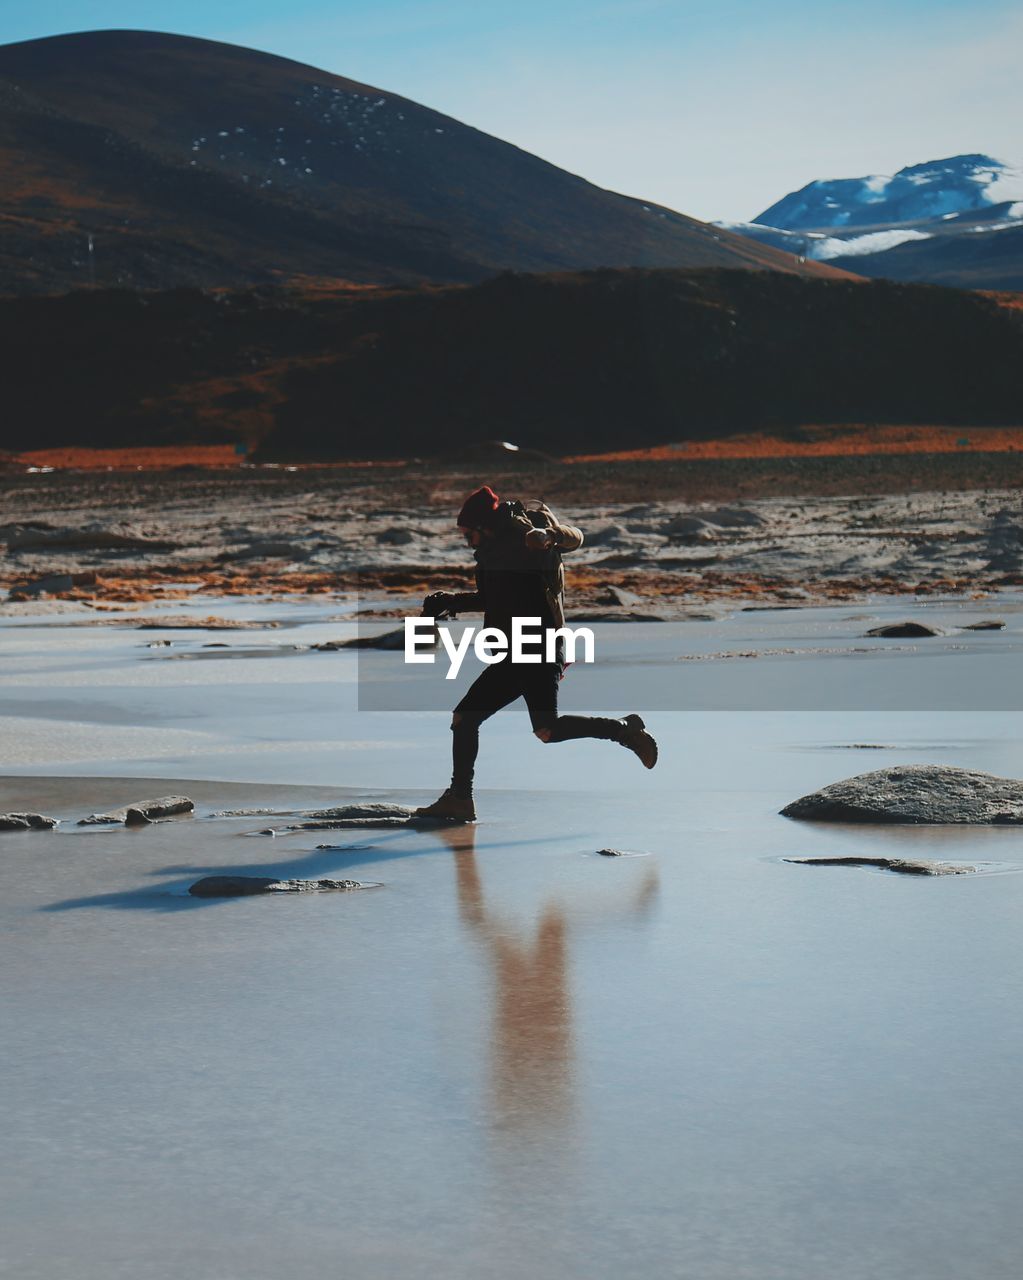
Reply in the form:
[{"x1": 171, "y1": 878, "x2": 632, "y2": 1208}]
[
  {"x1": 0, "y1": 30, "x2": 848, "y2": 294},
  {"x1": 2, "y1": 269, "x2": 1021, "y2": 457}
]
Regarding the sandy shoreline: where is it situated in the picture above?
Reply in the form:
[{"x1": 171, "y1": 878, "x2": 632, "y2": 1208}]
[{"x1": 2, "y1": 460, "x2": 1021, "y2": 615}]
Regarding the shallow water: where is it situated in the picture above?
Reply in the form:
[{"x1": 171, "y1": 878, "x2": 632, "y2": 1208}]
[{"x1": 3, "y1": 598, "x2": 1023, "y2": 1278}]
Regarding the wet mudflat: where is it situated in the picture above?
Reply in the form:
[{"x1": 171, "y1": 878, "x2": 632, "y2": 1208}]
[{"x1": 3, "y1": 599, "x2": 1023, "y2": 1279}]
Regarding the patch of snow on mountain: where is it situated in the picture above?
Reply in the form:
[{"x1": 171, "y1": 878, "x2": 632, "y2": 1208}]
[
  {"x1": 813, "y1": 229, "x2": 931, "y2": 260},
  {"x1": 970, "y1": 221, "x2": 1023, "y2": 234},
  {"x1": 985, "y1": 164, "x2": 1023, "y2": 205}
]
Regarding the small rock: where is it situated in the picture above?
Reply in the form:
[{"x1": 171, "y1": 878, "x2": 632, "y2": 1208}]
[
  {"x1": 585, "y1": 524, "x2": 632, "y2": 547},
  {"x1": 230, "y1": 541, "x2": 309, "y2": 560},
  {"x1": 0, "y1": 812, "x2": 58, "y2": 831},
  {"x1": 135, "y1": 618, "x2": 280, "y2": 631},
  {"x1": 21, "y1": 574, "x2": 75, "y2": 595},
  {"x1": 8, "y1": 526, "x2": 179, "y2": 552},
  {"x1": 11, "y1": 571, "x2": 99, "y2": 598},
  {"x1": 572, "y1": 610, "x2": 670, "y2": 622},
  {"x1": 864, "y1": 622, "x2": 941, "y2": 638},
  {"x1": 285, "y1": 817, "x2": 423, "y2": 830},
  {"x1": 782, "y1": 765, "x2": 1023, "y2": 825},
  {"x1": 189, "y1": 876, "x2": 370, "y2": 897},
  {"x1": 597, "y1": 847, "x2": 627, "y2": 857},
  {"x1": 79, "y1": 796, "x2": 194, "y2": 826},
  {"x1": 209, "y1": 808, "x2": 289, "y2": 818},
  {"x1": 596, "y1": 585, "x2": 644, "y2": 608},
  {"x1": 662, "y1": 515, "x2": 716, "y2": 542},
  {"x1": 702, "y1": 506, "x2": 766, "y2": 528},
  {"x1": 376, "y1": 527, "x2": 414, "y2": 545},
  {"x1": 784, "y1": 856, "x2": 975, "y2": 876},
  {"x1": 961, "y1": 620, "x2": 1006, "y2": 631},
  {"x1": 315, "y1": 627, "x2": 429, "y2": 651}
]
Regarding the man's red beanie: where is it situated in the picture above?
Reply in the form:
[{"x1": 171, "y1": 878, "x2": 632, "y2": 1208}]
[{"x1": 457, "y1": 485, "x2": 501, "y2": 529}]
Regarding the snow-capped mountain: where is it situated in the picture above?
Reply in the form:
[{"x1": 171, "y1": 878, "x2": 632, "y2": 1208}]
[
  {"x1": 758, "y1": 154, "x2": 1023, "y2": 233},
  {"x1": 719, "y1": 155, "x2": 1023, "y2": 289}
]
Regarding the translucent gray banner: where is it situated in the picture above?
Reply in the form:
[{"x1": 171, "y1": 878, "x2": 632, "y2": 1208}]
[{"x1": 352, "y1": 607, "x2": 1023, "y2": 712}]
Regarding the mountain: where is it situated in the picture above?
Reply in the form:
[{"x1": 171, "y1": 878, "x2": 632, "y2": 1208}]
[
  {"x1": 0, "y1": 29, "x2": 840, "y2": 294},
  {"x1": 3, "y1": 271, "x2": 1021, "y2": 456},
  {"x1": 757, "y1": 154, "x2": 1023, "y2": 232},
  {"x1": 719, "y1": 155, "x2": 1023, "y2": 289}
]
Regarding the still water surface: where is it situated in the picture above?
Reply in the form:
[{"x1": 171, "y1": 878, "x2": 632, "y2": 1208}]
[{"x1": 2, "y1": 600, "x2": 1023, "y2": 1278}]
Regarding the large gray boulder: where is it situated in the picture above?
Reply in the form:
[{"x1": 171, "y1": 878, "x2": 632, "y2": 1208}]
[{"x1": 782, "y1": 766, "x2": 1023, "y2": 824}]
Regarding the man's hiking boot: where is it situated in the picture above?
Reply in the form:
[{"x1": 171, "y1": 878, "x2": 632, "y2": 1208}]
[
  {"x1": 413, "y1": 788, "x2": 477, "y2": 823},
  {"x1": 619, "y1": 714, "x2": 658, "y2": 769}
]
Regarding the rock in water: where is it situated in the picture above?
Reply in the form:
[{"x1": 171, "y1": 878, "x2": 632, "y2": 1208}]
[
  {"x1": 189, "y1": 876, "x2": 369, "y2": 897},
  {"x1": 865, "y1": 622, "x2": 941, "y2": 638},
  {"x1": 961, "y1": 620, "x2": 1006, "y2": 631},
  {"x1": 784, "y1": 856, "x2": 975, "y2": 875},
  {"x1": 314, "y1": 628, "x2": 428, "y2": 651},
  {"x1": 78, "y1": 796, "x2": 194, "y2": 825},
  {"x1": 782, "y1": 766, "x2": 1023, "y2": 824},
  {"x1": 303, "y1": 804, "x2": 415, "y2": 820},
  {"x1": 0, "y1": 812, "x2": 58, "y2": 831}
]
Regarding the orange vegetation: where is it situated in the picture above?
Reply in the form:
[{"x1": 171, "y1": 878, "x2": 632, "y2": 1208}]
[
  {"x1": 982, "y1": 291, "x2": 1023, "y2": 313},
  {"x1": 564, "y1": 424, "x2": 1023, "y2": 463},
  {"x1": 1, "y1": 561, "x2": 1003, "y2": 609},
  {"x1": 9, "y1": 425, "x2": 1023, "y2": 473},
  {"x1": 9, "y1": 445, "x2": 408, "y2": 471},
  {"x1": 14, "y1": 445, "x2": 247, "y2": 470}
]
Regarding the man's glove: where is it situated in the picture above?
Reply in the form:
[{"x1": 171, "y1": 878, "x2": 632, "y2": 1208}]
[{"x1": 422, "y1": 592, "x2": 457, "y2": 619}]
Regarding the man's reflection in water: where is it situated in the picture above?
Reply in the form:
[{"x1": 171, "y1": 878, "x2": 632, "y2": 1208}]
[{"x1": 431, "y1": 824, "x2": 659, "y2": 1136}]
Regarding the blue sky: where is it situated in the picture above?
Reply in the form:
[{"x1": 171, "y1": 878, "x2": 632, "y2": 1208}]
[{"x1": 4, "y1": 1, "x2": 1020, "y2": 220}]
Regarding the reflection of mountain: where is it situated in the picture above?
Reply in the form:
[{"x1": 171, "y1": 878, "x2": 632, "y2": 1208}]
[
  {"x1": 0, "y1": 29, "x2": 839, "y2": 295},
  {"x1": 720, "y1": 155, "x2": 1023, "y2": 288},
  {"x1": 6, "y1": 269, "x2": 1021, "y2": 457}
]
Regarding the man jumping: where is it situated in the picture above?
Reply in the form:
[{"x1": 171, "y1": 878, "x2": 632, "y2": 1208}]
[{"x1": 414, "y1": 485, "x2": 658, "y2": 822}]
